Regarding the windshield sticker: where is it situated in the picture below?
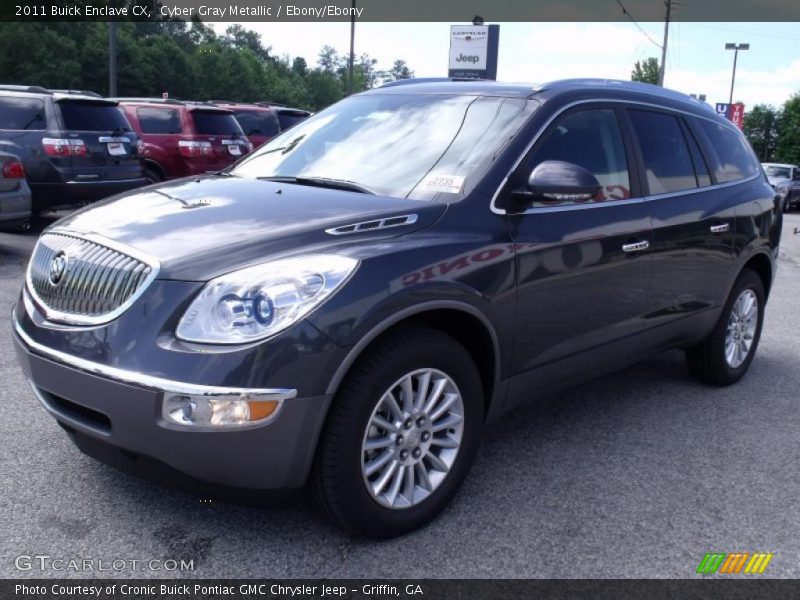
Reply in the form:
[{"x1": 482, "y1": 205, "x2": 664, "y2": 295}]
[{"x1": 418, "y1": 174, "x2": 465, "y2": 194}]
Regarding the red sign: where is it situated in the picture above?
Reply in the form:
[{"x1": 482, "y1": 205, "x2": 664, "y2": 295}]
[{"x1": 729, "y1": 103, "x2": 745, "y2": 129}]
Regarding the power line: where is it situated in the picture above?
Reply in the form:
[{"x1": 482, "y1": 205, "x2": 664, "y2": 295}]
[
  {"x1": 682, "y1": 23, "x2": 800, "y2": 42},
  {"x1": 615, "y1": 0, "x2": 662, "y2": 50}
]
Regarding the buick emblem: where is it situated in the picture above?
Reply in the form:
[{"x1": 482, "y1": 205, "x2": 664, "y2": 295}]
[{"x1": 49, "y1": 251, "x2": 68, "y2": 286}]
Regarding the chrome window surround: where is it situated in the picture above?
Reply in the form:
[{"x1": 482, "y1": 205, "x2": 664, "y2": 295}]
[
  {"x1": 490, "y1": 98, "x2": 762, "y2": 216},
  {"x1": 25, "y1": 228, "x2": 160, "y2": 327},
  {"x1": 13, "y1": 311, "x2": 297, "y2": 432}
]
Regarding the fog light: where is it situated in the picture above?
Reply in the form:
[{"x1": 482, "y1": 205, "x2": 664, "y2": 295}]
[{"x1": 163, "y1": 394, "x2": 279, "y2": 428}]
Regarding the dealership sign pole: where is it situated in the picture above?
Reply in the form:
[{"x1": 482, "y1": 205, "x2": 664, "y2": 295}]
[{"x1": 448, "y1": 23, "x2": 499, "y2": 80}]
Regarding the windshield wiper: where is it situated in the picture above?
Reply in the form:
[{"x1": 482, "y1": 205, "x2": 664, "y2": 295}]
[{"x1": 257, "y1": 176, "x2": 376, "y2": 195}]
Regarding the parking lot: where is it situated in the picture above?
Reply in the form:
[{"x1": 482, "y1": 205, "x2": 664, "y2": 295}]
[{"x1": 1, "y1": 212, "x2": 799, "y2": 579}]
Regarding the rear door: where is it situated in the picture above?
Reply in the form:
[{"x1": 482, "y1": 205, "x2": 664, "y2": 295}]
[
  {"x1": 625, "y1": 107, "x2": 736, "y2": 340},
  {"x1": 55, "y1": 99, "x2": 141, "y2": 182}
]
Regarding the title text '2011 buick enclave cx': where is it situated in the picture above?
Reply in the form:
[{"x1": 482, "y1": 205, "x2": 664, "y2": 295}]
[{"x1": 12, "y1": 79, "x2": 780, "y2": 537}]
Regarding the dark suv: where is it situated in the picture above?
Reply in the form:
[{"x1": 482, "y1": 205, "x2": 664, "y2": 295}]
[
  {"x1": 0, "y1": 85, "x2": 146, "y2": 212},
  {"x1": 12, "y1": 79, "x2": 779, "y2": 538},
  {"x1": 114, "y1": 98, "x2": 252, "y2": 182}
]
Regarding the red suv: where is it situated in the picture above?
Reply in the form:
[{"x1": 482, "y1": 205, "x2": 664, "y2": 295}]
[
  {"x1": 209, "y1": 101, "x2": 281, "y2": 150},
  {"x1": 114, "y1": 98, "x2": 252, "y2": 182}
]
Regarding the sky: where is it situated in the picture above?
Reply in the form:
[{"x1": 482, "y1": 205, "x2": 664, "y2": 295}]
[{"x1": 212, "y1": 21, "x2": 800, "y2": 109}]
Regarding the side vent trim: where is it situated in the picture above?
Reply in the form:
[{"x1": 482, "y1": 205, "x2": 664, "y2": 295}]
[{"x1": 325, "y1": 214, "x2": 418, "y2": 236}]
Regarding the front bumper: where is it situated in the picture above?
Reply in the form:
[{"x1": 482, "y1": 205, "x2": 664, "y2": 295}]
[{"x1": 12, "y1": 311, "x2": 332, "y2": 490}]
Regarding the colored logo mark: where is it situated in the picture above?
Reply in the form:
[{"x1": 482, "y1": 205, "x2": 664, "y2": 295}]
[{"x1": 697, "y1": 552, "x2": 774, "y2": 574}]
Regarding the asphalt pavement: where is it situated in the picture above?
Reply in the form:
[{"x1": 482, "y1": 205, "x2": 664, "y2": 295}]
[{"x1": 1, "y1": 213, "x2": 799, "y2": 579}]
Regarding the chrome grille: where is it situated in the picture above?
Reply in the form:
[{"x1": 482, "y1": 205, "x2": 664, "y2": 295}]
[{"x1": 27, "y1": 231, "x2": 158, "y2": 325}]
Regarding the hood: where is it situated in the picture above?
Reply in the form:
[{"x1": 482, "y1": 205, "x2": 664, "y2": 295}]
[
  {"x1": 766, "y1": 175, "x2": 790, "y2": 187},
  {"x1": 53, "y1": 175, "x2": 446, "y2": 280}
]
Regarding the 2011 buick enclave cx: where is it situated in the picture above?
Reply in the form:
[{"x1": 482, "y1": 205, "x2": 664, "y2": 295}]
[{"x1": 12, "y1": 79, "x2": 780, "y2": 537}]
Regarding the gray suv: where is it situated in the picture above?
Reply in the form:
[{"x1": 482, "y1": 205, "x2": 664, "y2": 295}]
[{"x1": 12, "y1": 79, "x2": 779, "y2": 537}]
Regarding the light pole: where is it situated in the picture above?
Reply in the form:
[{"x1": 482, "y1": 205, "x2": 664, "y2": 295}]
[{"x1": 725, "y1": 42, "x2": 749, "y2": 104}]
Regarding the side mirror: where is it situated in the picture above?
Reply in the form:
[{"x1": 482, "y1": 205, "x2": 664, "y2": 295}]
[{"x1": 514, "y1": 160, "x2": 602, "y2": 204}]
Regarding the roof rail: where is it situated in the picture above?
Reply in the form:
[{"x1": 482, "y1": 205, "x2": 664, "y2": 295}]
[
  {"x1": 255, "y1": 101, "x2": 285, "y2": 107},
  {"x1": 0, "y1": 84, "x2": 52, "y2": 94},
  {"x1": 379, "y1": 77, "x2": 485, "y2": 88},
  {"x1": 50, "y1": 89, "x2": 103, "y2": 98},
  {"x1": 109, "y1": 97, "x2": 185, "y2": 105}
]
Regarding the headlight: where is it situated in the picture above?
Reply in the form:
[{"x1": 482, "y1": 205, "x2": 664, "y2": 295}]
[{"x1": 176, "y1": 254, "x2": 358, "y2": 344}]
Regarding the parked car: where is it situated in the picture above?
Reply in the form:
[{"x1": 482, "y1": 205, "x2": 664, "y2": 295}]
[
  {"x1": 13, "y1": 79, "x2": 779, "y2": 538},
  {"x1": 762, "y1": 163, "x2": 800, "y2": 212},
  {"x1": 114, "y1": 98, "x2": 252, "y2": 183},
  {"x1": 208, "y1": 101, "x2": 281, "y2": 149},
  {"x1": 0, "y1": 85, "x2": 146, "y2": 213},
  {"x1": 0, "y1": 151, "x2": 31, "y2": 230}
]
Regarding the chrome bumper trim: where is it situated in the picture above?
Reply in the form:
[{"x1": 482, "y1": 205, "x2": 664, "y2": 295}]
[{"x1": 12, "y1": 308, "x2": 297, "y2": 402}]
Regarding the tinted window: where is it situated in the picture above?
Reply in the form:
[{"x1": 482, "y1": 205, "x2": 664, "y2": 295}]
[
  {"x1": 191, "y1": 111, "x2": 243, "y2": 135},
  {"x1": 234, "y1": 110, "x2": 280, "y2": 137},
  {"x1": 58, "y1": 102, "x2": 131, "y2": 132},
  {"x1": 629, "y1": 110, "x2": 697, "y2": 194},
  {"x1": 684, "y1": 123, "x2": 712, "y2": 187},
  {"x1": 528, "y1": 108, "x2": 630, "y2": 203},
  {"x1": 696, "y1": 118, "x2": 758, "y2": 183},
  {"x1": 137, "y1": 107, "x2": 182, "y2": 134},
  {"x1": 0, "y1": 97, "x2": 46, "y2": 130},
  {"x1": 277, "y1": 111, "x2": 309, "y2": 130}
]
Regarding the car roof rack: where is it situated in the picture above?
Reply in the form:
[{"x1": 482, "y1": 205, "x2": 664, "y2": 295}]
[
  {"x1": 0, "y1": 84, "x2": 52, "y2": 94},
  {"x1": 379, "y1": 77, "x2": 485, "y2": 88},
  {"x1": 109, "y1": 97, "x2": 184, "y2": 105},
  {"x1": 50, "y1": 89, "x2": 103, "y2": 98},
  {"x1": 255, "y1": 101, "x2": 285, "y2": 107}
]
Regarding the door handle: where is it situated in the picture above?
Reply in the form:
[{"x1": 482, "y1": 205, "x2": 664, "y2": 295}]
[
  {"x1": 622, "y1": 240, "x2": 650, "y2": 253},
  {"x1": 710, "y1": 223, "x2": 730, "y2": 233}
]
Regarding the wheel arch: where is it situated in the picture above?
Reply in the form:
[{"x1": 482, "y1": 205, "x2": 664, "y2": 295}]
[
  {"x1": 741, "y1": 251, "x2": 773, "y2": 299},
  {"x1": 142, "y1": 159, "x2": 165, "y2": 180},
  {"x1": 324, "y1": 301, "x2": 502, "y2": 415}
]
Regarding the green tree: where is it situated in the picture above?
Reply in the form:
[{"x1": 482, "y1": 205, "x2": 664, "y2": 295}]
[
  {"x1": 743, "y1": 104, "x2": 782, "y2": 161},
  {"x1": 776, "y1": 93, "x2": 800, "y2": 165},
  {"x1": 631, "y1": 57, "x2": 660, "y2": 85}
]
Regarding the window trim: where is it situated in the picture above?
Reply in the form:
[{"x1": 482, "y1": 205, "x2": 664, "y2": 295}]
[{"x1": 490, "y1": 98, "x2": 759, "y2": 215}]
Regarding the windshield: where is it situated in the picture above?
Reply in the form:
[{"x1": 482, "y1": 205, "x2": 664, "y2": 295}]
[
  {"x1": 232, "y1": 93, "x2": 535, "y2": 199},
  {"x1": 764, "y1": 166, "x2": 791, "y2": 179}
]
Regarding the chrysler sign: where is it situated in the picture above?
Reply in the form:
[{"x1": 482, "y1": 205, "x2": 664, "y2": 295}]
[{"x1": 448, "y1": 24, "x2": 499, "y2": 80}]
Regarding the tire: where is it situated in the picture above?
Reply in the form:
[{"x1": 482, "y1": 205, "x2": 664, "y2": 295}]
[
  {"x1": 686, "y1": 268, "x2": 765, "y2": 386},
  {"x1": 143, "y1": 165, "x2": 163, "y2": 184},
  {"x1": 312, "y1": 326, "x2": 484, "y2": 538}
]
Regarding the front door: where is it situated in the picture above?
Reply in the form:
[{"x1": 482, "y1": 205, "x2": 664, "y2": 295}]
[{"x1": 496, "y1": 105, "x2": 654, "y2": 399}]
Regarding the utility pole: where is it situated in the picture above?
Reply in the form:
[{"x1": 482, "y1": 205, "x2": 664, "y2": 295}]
[
  {"x1": 108, "y1": 21, "x2": 117, "y2": 96},
  {"x1": 657, "y1": 0, "x2": 671, "y2": 87},
  {"x1": 347, "y1": 0, "x2": 356, "y2": 94}
]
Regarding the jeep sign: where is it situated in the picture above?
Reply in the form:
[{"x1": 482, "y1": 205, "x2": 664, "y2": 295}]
[{"x1": 448, "y1": 24, "x2": 499, "y2": 80}]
